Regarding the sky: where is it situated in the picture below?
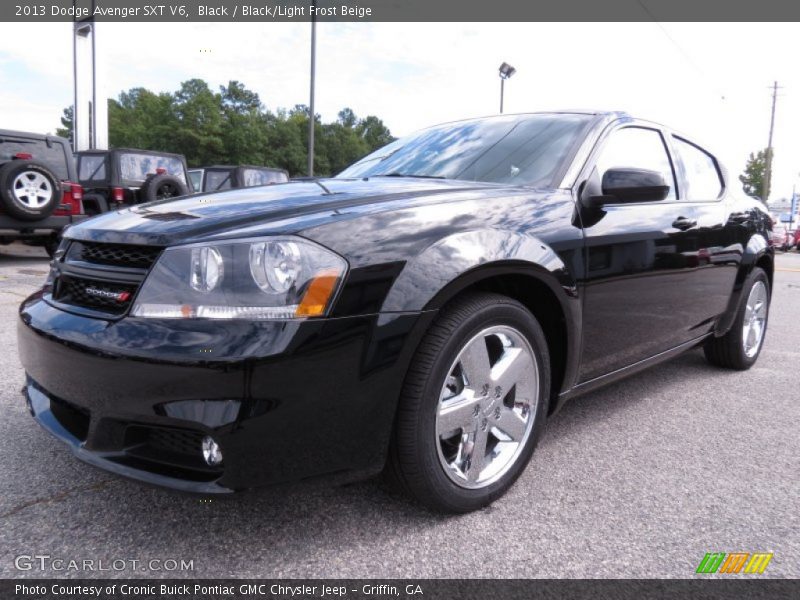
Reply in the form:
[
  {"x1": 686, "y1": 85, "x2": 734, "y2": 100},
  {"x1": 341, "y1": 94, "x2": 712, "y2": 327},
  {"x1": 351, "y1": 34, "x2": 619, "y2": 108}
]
[{"x1": 0, "y1": 21, "x2": 798, "y2": 202}]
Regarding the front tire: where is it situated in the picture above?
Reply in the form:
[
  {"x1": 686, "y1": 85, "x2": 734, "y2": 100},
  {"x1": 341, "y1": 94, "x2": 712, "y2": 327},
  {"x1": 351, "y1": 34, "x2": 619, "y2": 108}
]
[
  {"x1": 704, "y1": 267, "x2": 770, "y2": 370},
  {"x1": 387, "y1": 292, "x2": 550, "y2": 513}
]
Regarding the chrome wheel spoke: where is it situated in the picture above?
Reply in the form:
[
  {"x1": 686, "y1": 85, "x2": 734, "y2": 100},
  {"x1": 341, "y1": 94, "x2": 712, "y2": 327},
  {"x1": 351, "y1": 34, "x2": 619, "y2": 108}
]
[
  {"x1": 458, "y1": 339, "x2": 491, "y2": 387},
  {"x1": 464, "y1": 428, "x2": 489, "y2": 483},
  {"x1": 491, "y1": 347, "x2": 532, "y2": 393},
  {"x1": 494, "y1": 409, "x2": 528, "y2": 442},
  {"x1": 438, "y1": 392, "x2": 480, "y2": 434}
]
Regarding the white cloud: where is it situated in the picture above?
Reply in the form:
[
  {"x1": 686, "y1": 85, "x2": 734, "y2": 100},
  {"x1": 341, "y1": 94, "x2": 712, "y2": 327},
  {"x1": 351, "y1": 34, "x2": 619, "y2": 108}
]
[{"x1": 0, "y1": 21, "x2": 798, "y2": 198}]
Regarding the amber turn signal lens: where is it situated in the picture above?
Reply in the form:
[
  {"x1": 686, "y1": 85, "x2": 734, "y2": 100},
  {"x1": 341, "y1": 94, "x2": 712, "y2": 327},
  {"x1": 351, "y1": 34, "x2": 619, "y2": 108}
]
[{"x1": 295, "y1": 269, "x2": 341, "y2": 317}]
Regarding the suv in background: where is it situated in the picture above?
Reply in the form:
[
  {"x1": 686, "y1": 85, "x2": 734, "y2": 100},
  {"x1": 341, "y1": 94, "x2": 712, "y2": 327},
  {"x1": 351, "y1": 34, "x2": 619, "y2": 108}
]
[
  {"x1": 195, "y1": 165, "x2": 288, "y2": 193},
  {"x1": 0, "y1": 129, "x2": 84, "y2": 257},
  {"x1": 76, "y1": 149, "x2": 190, "y2": 214}
]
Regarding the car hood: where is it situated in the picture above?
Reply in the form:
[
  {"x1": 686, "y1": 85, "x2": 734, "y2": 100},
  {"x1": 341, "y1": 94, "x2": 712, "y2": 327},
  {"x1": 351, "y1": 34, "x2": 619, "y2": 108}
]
[{"x1": 65, "y1": 178, "x2": 518, "y2": 246}]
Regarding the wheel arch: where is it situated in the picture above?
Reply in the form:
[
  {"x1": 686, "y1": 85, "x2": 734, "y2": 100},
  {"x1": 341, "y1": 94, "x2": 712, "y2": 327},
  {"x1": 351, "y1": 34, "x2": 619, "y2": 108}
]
[
  {"x1": 420, "y1": 265, "x2": 580, "y2": 413},
  {"x1": 714, "y1": 234, "x2": 774, "y2": 336}
]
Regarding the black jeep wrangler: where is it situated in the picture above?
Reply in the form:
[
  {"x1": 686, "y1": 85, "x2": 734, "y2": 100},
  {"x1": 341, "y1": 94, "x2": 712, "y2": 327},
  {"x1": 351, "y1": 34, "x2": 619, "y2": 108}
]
[
  {"x1": 0, "y1": 129, "x2": 85, "y2": 256},
  {"x1": 76, "y1": 148, "x2": 191, "y2": 214}
]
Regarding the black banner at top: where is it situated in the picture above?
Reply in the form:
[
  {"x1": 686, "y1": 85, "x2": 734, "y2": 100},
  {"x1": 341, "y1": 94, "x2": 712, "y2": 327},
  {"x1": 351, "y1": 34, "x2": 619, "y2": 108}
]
[{"x1": 3, "y1": 0, "x2": 800, "y2": 22}]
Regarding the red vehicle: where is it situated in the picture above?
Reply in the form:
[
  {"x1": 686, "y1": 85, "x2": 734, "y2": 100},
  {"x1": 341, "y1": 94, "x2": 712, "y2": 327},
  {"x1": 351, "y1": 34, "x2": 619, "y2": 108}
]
[
  {"x1": 769, "y1": 217, "x2": 793, "y2": 251},
  {"x1": 0, "y1": 130, "x2": 85, "y2": 256}
]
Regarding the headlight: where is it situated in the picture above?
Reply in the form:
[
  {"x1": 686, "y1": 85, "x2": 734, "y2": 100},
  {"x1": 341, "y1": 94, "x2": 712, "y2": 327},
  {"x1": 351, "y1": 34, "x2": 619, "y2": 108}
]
[{"x1": 131, "y1": 236, "x2": 347, "y2": 320}]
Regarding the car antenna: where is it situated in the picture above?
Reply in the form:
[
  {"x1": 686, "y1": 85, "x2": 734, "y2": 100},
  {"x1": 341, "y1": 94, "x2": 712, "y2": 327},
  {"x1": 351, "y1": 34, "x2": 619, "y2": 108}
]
[{"x1": 310, "y1": 178, "x2": 333, "y2": 195}]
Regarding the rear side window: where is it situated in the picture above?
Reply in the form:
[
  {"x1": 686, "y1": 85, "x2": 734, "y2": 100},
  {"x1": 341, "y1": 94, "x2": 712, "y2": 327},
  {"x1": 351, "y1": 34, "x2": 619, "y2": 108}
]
[
  {"x1": 119, "y1": 153, "x2": 186, "y2": 183},
  {"x1": 241, "y1": 168, "x2": 288, "y2": 186},
  {"x1": 673, "y1": 137, "x2": 723, "y2": 200},
  {"x1": 78, "y1": 155, "x2": 107, "y2": 181},
  {"x1": 596, "y1": 127, "x2": 677, "y2": 201},
  {"x1": 0, "y1": 137, "x2": 70, "y2": 181}
]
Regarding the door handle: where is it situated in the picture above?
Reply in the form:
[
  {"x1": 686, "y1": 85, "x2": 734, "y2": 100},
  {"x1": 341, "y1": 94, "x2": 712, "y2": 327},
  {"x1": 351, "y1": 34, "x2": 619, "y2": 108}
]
[{"x1": 672, "y1": 216, "x2": 697, "y2": 230}]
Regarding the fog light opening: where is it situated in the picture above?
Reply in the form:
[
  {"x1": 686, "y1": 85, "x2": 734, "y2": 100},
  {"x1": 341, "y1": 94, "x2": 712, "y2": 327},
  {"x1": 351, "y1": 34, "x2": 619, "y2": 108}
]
[{"x1": 201, "y1": 436, "x2": 223, "y2": 467}]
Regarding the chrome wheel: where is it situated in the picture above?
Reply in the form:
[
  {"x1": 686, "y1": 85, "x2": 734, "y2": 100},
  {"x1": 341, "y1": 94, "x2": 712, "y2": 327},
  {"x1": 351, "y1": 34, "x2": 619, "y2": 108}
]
[
  {"x1": 742, "y1": 280, "x2": 768, "y2": 358},
  {"x1": 435, "y1": 325, "x2": 538, "y2": 489},
  {"x1": 12, "y1": 170, "x2": 53, "y2": 209}
]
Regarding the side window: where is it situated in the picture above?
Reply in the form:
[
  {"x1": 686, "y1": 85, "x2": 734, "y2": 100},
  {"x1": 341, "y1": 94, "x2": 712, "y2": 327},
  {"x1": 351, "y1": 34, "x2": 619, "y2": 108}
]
[
  {"x1": 204, "y1": 171, "x2": 232, "y2": 192},
  {"x1": 596, "y1": 127, "x2": 677, "y2": 201},
  {"x1": 78, "y1": 155, "x2": 106, "y2": 181},
  {"x1": 673, "y1": 137, "x2": 723, "y2": 200}
]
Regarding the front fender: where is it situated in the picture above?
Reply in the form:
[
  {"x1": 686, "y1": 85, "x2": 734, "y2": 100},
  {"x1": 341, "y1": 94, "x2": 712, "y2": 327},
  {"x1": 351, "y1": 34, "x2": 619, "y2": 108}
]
[
  {"x1": 381, "y1": 229, "x2": 570, "y2": 312},
  {"x1": 714, "y1": 233, "x2": 773, "y2": 336}
]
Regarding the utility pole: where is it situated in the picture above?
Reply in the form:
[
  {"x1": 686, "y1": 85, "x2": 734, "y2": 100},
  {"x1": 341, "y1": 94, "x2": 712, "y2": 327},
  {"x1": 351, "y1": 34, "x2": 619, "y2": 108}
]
[
  {"x1": 307, "y1": 15, "x2": 317, "y2": 177},
  {"x1": 764, "y1": 81, "x2": 779, "y2": 202}
]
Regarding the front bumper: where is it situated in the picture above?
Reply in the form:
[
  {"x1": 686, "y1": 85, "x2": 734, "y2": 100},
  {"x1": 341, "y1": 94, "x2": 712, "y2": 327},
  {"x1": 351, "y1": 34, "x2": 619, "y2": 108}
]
[{"x1": 18, "y1": 292, "x2": 432, "y2": 493}]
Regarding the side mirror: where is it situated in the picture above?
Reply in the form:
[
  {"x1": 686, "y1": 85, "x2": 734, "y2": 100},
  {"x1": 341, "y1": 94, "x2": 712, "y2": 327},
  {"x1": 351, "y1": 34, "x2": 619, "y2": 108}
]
[{"x1": 588, "y1": 168, "x2": 670, "y2": 207}]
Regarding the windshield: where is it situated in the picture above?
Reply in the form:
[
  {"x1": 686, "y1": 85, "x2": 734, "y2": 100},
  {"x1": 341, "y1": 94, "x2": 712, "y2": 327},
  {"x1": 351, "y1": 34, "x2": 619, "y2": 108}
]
[{"x1": 337, "y1": 113, "x2": 592, "y2": 187}]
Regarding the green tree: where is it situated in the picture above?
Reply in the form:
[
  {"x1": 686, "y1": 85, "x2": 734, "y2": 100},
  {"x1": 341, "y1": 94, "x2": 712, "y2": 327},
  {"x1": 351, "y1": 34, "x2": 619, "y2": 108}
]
[
  {"x1": 56, "y1": 106, "x2": 73, "y2": 141},
  {"x1": 109, "y1": 88, "x2": 177, "y2": 151},
  {"x1": 356, "y1": 115, "x2": 395, "y2": 151},
  {"x1": 219, "y1": 81, "x2": 267, "y2": 165},
  {"x1": 56, "y1": 78, "x2": 394, "y2": 176},
  {"x1": 740, "y1": 149, "x2": 770, "y2": 200},
  {"x1": 171, "y1": 79, "x2": 224, "y2": 165}
]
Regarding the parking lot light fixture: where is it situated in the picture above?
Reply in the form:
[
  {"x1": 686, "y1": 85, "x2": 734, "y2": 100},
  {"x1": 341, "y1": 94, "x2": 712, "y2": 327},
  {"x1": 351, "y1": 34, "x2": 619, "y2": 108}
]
[{"x1": 498, "y1": 62, "x2": 516, "y2": 114}]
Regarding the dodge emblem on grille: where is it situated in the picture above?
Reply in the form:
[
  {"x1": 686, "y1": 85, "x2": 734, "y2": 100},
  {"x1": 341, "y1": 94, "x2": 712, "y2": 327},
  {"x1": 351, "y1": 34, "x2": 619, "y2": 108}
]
[{"x1": 85, "y1": 287, "x2": 131, "y2": 302}]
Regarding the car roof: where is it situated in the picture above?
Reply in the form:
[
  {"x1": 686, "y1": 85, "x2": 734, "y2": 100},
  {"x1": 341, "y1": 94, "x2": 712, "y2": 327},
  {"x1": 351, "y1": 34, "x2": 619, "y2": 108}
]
[
  {"x1": 424, "y1": 110, "x2": 630, "y2": 129},
  {"x1": 0, "y1": 129, "x2": 71, "y2": 145},
  {"x1": 76, "y1": 148, "x2": 186, "y2": 160},
  {"x1": 202, "y1": 165, "x2": 286, "y2": 171}
]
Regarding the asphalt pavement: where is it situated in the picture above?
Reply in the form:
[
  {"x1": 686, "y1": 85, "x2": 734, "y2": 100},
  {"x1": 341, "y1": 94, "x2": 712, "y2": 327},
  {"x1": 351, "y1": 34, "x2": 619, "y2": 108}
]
[{"x1": 0, "y1": 242, "x2": 798, "y2": 579}]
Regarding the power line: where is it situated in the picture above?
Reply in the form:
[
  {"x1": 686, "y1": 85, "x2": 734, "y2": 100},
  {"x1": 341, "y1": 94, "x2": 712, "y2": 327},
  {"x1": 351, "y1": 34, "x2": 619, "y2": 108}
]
[{"x1": 637, "y1": 1, "x2": 726, "y2": 101}]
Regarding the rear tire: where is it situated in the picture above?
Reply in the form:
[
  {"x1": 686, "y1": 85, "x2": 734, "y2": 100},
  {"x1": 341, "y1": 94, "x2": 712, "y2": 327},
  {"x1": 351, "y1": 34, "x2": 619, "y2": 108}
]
[
  {"x1": 140, "y1": 173, "x2": 189, "y2": 203},
  {"x1": 386, "y1": 292, "x2": 550, "y2": 513},
  {"x1": 704, "y1": 267, "x2": 770, "y2": 370},
  {"x1": 0, "y1": 161, "x2": 61, "y2": 221}
]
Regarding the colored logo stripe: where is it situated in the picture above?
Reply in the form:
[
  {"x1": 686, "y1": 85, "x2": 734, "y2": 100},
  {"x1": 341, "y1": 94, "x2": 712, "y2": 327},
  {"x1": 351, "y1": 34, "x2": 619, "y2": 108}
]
[{"x1": 696, "y1": 552, "x2": 773, "y2": 574}]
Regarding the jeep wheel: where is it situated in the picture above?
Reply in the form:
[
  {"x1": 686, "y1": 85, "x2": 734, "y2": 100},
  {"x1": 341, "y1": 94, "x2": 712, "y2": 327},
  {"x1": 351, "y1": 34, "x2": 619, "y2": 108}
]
[
  {"x1": 140, "y1": 173, "x2": 189, "y2": 203},
  {"x1": 0, "y1": 161, "x2": 61, "y2": 221}
]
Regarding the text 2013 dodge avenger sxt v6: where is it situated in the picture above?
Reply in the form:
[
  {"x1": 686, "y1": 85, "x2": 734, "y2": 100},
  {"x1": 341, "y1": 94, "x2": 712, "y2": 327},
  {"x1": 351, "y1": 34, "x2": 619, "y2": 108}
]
[{"x1": 18, "y1": 111, "x2": 773, "y2": 512}]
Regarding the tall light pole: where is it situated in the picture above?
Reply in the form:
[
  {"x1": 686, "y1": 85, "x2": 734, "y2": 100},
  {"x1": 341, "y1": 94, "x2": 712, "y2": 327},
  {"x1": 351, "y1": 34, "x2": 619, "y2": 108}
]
[
  {"x1": 498, "y1": 62, "x2": 516, "y2": 114},
  {"x1": 307, "y1": 15, "x2": 317, "y2": 177},
  {"x1": 763, "y1": 81, "x2": 779, "y2": 202}
]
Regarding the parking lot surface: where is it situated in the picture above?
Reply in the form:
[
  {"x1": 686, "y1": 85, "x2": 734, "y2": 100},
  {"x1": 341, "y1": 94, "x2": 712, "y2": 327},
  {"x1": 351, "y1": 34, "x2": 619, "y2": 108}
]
[{"x1": 0, "y1": 242, "x2": 798, "y2": 579}]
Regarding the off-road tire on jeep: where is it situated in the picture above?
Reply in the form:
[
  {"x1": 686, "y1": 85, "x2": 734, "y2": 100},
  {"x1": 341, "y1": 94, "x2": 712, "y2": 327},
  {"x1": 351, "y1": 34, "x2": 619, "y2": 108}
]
[
  {"x1": 140, "y1": 173, "x2": 189, "y2": 203},
  {"x1": 0, "y1": 160, "x2": 61, "y2": 221}
]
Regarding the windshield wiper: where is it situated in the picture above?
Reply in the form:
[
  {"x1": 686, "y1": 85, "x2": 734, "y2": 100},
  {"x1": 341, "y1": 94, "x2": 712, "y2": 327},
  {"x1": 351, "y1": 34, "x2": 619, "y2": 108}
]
[{"x1": 373, "y1": 172, "x2": 446, "y2": 179}]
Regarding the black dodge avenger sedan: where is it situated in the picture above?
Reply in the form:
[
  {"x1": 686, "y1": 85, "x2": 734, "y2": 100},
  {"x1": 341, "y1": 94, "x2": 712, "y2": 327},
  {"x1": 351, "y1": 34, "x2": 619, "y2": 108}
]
[{"x1": 18, "y1": 111, "x2": 772, "y2": 512}]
